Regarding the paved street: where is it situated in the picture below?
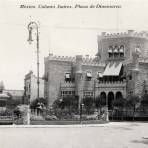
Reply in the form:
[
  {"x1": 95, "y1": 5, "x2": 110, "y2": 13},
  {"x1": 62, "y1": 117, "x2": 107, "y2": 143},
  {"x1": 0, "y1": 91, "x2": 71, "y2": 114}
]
[{"x1": 0, "y1": 122, "x2": 148, "y2": 148}]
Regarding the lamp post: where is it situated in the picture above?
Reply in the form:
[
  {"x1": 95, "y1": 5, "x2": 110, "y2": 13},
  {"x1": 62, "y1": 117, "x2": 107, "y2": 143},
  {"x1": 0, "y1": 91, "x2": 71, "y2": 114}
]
[
  {"x1": 106, "y1": 96, "x2": 109, "y2": 122},
  {"x1": 27, "y1": 21, "x2": 40, "y2": 124},
  {"x1": 80, "y1": 103, "x2": 84, "y2": 123},
  {"x1": 28, "y1": 21, "x2": 40, "y2": 101}
]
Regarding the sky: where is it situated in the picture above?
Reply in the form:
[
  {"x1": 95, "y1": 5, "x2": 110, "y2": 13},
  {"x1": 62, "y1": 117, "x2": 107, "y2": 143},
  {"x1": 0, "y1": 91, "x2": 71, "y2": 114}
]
[{"x1": 0, "y1": 0, "x2": 148, "y2": 90}]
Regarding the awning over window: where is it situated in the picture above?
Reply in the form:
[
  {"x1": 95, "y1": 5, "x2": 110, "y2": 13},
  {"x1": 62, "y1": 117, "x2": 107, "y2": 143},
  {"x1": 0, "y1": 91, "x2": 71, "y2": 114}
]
[
  {"x1": 108, "y1": 49, "x2": 113, "y2": 53},
  {"x1": 65, "y1": 73, "x2": 70, "y2": 79},
  {"x1": 86, "y1": 72, "x2": 92, "y2": 78},
  {"x1": 103, "y1": 62, "x2": 122, "y2": 76},
  {"x1": 98, "y1": 73, "x2": 103, "y2": 78}
]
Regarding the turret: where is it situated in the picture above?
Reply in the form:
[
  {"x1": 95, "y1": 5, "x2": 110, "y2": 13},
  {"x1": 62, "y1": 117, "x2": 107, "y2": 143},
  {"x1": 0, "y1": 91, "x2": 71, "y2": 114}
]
[{"x1": 75, "y1": 55, "x2": 83, "y2": 107}]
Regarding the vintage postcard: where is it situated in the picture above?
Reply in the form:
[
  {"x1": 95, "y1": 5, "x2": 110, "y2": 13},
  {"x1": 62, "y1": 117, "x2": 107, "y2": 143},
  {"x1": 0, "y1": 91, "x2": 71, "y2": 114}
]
[{"x1": 0, "y1": 0, "x2": 148, "y2": 147}]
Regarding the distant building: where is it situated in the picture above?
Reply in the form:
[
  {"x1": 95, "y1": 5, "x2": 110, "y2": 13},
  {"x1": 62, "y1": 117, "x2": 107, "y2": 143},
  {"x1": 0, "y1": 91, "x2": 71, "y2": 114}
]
[
  {"x1": 24, "y1": 71, "x2": 44, "y2": 103},
  {"x1": 3, "y1": 90, "x2": 24, "y2": 100},
  {"x1": 44, "y1": 30, "x2": 148, "y2": 108},
  {"x1": 0, "y1": 81, "x2": 9, "y2": 110}
]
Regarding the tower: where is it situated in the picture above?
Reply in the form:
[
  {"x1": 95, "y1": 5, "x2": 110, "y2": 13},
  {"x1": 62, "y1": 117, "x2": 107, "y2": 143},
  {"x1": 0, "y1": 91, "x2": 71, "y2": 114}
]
[{"x1": 74, "y1": 55, "x2": 83, "y2": 107}]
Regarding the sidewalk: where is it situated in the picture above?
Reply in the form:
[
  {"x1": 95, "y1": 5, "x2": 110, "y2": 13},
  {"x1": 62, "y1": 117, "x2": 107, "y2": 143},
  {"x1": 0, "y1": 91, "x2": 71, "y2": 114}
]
[{"x1": 0, "y1": 121, "x2": 141, "y2": 128}]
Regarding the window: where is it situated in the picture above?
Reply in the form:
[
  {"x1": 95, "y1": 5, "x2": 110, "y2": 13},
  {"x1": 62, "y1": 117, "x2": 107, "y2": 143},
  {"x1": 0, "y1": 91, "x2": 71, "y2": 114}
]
[
  {"x1": 65, "y1": 73, "x2": 71, "y2": 82},
  {"x1": 114, "y1": 46, "x2": 119, "y2": 53},
  {"x1": 119, "y1": 45, "x2": 124, "y2": 57},
  {"x1": 145, "y1": 90, "x2": 147, "y2": 94},
  {"x1": 83, "y1": 91, "x2": 93, "y2": 97},
  {"x1": 86, "y1": 71, "x2": 92, "y2": 81},
  {"x1": 97, "y1": 72, "x2": 103, "y2": 80},
  {"x1": 129, "y1": 75, "x2": 132, "y2": 80},
  {"x1": 113, "y1": 45, "x2": 119, "y2": 58},
  {"x1": 61, "y1": 91, "x2": 75, "y2": 96},
  {"x1": 108, "y1": 46, "x2": 113, "y2": 58}
]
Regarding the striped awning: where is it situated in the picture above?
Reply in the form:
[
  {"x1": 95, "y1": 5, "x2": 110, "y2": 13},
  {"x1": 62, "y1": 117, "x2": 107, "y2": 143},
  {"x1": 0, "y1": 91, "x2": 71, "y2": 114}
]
[{"x1": 103, "y1": 62, "x2": 122, "y2": 76}]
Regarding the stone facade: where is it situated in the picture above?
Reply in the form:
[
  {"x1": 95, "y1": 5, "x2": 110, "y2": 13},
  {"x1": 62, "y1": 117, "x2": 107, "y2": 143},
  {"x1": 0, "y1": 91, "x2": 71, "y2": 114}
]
[
  {"x1": 24, "y1": 71, "x2": 44, "y2": 102},
  {"x1": 44, "y1": 30, "x2": 148, "y2": 108}
]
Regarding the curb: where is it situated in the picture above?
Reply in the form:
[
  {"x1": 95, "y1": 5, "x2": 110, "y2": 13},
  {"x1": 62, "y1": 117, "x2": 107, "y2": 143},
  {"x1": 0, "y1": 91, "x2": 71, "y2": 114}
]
[{"x1": 0, "y1": 122, "x2": 134, "y2": 128}]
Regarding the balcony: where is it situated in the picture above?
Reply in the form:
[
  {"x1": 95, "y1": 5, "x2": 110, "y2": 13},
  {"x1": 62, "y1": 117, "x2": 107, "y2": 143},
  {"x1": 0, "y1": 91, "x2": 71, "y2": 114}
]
[{"x1": 96, "y1": 81, "x2": 126, "y2": 88}]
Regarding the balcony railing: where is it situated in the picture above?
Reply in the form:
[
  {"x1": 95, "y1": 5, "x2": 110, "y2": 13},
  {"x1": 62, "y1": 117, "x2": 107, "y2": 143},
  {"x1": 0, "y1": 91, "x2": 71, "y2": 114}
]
[{"x1": 97, "y1": 81, "x2": 126, "y2": 88}]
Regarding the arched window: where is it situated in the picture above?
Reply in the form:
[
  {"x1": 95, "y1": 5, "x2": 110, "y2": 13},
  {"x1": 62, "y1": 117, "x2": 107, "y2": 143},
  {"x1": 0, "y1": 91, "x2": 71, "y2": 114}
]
[
  {"x1": 100, "y1": 92, "x2": 106, "y2": 106},
  {"x1": 108, "y1": 92, "x2": 114, "y2": 109},
  {"x1": 86, "y1": 71, "x2": 92, "y2": 81},
  {"x1": 119, "y1": 45, "x2": 124, "y2": 57},
  {"x1": 108, "y1": 46, "x2": 113, "y2": 58},
  {"x1": 114, "y1": 45, "x2": 119, "y2": 58},
  {"x1": 116, "y1": 91, "x2": 123, "y2": 100}
]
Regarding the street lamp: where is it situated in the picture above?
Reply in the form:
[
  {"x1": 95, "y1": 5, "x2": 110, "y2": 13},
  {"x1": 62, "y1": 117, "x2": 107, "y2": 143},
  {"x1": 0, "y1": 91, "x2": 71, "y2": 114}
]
[
  {"x1": 80, "y1": 103, "x2": 84, "y2": 123},
  {"x1": 27, "y1": 21, "x2": 40, "y2": 124},
  {"x1": 28, "y1": 21, "x2": 40, "y2": 101}
]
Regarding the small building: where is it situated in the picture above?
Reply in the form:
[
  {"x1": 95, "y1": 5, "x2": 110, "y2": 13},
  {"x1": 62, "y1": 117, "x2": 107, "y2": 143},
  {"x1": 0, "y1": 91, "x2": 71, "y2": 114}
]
[
  {"x1": 3, "y1": 90, "x2": 24, "y2": 100},
  {"x1": 24, "y1": 71, "x2": 44, "y2": 103}
]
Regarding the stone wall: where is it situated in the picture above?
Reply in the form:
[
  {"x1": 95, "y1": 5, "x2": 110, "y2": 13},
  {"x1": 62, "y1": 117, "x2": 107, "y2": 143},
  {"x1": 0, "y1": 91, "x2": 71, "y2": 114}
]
[
  {"x1": 44, "y1": 54, "x2": 105, "y2": 106},
  {"x1": 45, "y1": 59, "x2": 73, "y2": 106},
  {"x1": 97, "y1": 30, "x2": 148, "y2": 63},
  {"x1": 125, "y1": 62, "x2": 148, "y2": 97}
]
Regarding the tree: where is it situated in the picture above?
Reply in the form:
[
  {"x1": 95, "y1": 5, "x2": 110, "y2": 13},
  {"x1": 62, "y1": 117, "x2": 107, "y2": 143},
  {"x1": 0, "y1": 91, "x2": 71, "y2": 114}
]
[
  {"x1": 95, "y1": 96, "x2": 106, "y2": 108},
  {"x1": 112, "y1": 98, "x2": 127, "y2": 120},
  {"x1": 127, "y1": 95, "x2": 140, "y2": 120},
  {"x1": 83, "y1": 97, "x2": 93, "y2": 108},
  {"x1": 141, "y1": 94, "x2": 148, "y2": 111},
  {"x1": 52, "y1": 96, "x2": 79, "y2": 110},
  {"x1": 30, "y1": 97, "x2": 47, "y2": 109},
  {"x1": 112, "y1": 98, "x2": 127, "y2": 109},
  {"x1": 83, "y1": 97, "x2": 95, "y2": 114}
]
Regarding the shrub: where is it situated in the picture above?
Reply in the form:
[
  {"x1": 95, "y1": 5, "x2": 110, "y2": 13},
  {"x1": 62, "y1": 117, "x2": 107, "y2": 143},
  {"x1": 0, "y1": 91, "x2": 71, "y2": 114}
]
[
  {"x1": 141, "y1": 94, "x2": 148, "y2": 110},
  {"x1": 30, "y1": 98, "x2": 47, "y2": 109},
  {"x1": 127, "y1": 95, "x2": 140, "y2": 109},
  {"x1": 95, "y1": 96, "x2": 106, "y2": 108},
  {"x1": 30, "y1": 114, "x2": 44, "y2": 121},
  {"x1": 112, "y1": 98, "x2": 127, "y2": 109},
  {"x1": 45, "y1": 115, "x2": 58, "y2": 121}
]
